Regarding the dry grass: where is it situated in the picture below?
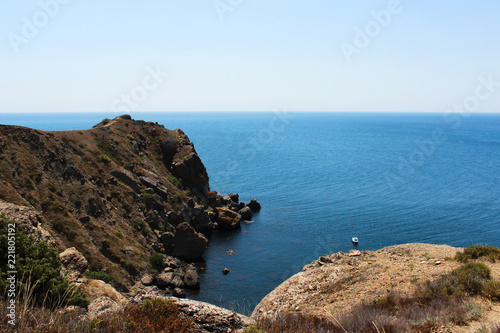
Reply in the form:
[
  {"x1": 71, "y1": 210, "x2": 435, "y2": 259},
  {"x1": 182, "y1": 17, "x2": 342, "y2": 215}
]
[
  {"x1": 0, "y1": 297, "x2": 194, "y2": 333},
  {"x1": 250, "y1": 260, "x2": 500, "y2": 333}
]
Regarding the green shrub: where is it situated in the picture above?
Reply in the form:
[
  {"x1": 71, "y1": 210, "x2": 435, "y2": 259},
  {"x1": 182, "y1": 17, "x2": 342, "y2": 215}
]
[
  {"x1": 455, "y1": 245, "x2": 500, "y2": 262},
  {"x1": 101, "y1": 118, "x2": 110, "y2": 125},
  {"x1": 23, "y1": 177, "x2": 34, "y2": 191},
  {"x1": 87, "y1": 271, "x2": 113, "y2": 285},
  {"x1": 418, "y1": 262, "x2": 491, "y2": 300},
  {"x1": 0, "y1": 214, "x2": 89, "y2": 309},
  {"x1": 483, "y1": 280, "x2": 500, "y2": 301},
  {"x1": 99, "y1": 154, "x2": 111, "y2": 164},
  {"x1": 168, "y1": 176, "x2": 183, "y2": 188},
  {"x1": 127, "y1": 134, "x2": 135, "y2": 140},
  {"x1": 149, "y1": 252, "x2": 164, "y2": 270}
]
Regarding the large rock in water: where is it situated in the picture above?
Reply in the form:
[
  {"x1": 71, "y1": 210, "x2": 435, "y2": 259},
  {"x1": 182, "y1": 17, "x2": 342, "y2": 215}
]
[
  {"x1": 247, "y1": 198, "x2": 261, "y2": 211},
  {"x1": 173, "y1": 222, "x2": 208, "y2": 261},
  {"x1": 215, "y1": 207, "x2": 241, "y2": 230},
  {"x1": 238, "y1": 206, "x2": 253, "y2": 220}
]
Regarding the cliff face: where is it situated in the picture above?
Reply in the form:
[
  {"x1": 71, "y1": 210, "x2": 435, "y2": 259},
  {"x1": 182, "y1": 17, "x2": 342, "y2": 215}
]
[
  {"x1": 0, "y1": 115, "x2": 243, "y2": 290},
  {"x1": 252, "y1": 243, "x2": 500, "y2": 331}
]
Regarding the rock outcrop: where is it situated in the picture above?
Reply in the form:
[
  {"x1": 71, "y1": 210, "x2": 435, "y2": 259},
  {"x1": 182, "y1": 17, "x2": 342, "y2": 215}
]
[
  {"x1": 0, "y1": 116, "x2": 260, "y2": 293},
  {"x1": 174, "y1": 222, "x2": 208, "y2": 261},
  {"x1": 59, "y1": 247, "x2": 89, "y2": 280},
  {"x1": 252, "y1": 244, "x2": 463, "y2": 321},
  {"x1": 0, "y1": 200, "x2": 56, "y2": 244},
  {"x1": 166, "y1": 297, "x2": 255, "y2": 333}
]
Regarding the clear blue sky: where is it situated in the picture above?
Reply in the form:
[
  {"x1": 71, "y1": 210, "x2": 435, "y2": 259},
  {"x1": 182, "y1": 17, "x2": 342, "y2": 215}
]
[{"x1": 1, "y1": 0, "x2": 499, "y2": 113}]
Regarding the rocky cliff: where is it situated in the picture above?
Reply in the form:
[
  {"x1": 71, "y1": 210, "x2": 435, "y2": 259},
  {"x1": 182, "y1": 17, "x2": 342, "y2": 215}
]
[
  {"x1": 0, "y1": 115, "x2": 259, "y2": 294},
  {"x1": 252, "y1": 243, "x2": 500, "y2": 332}
]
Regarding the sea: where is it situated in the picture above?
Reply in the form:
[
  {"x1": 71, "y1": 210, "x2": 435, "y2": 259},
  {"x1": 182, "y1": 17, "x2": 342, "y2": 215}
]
[{"x1": 1, "y1": 112, "x2": 499, "y2": 315}]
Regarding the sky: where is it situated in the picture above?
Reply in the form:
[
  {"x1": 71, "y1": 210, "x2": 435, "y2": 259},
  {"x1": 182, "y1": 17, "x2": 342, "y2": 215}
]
[{"x1": 1, "y1": 0, "x2": 499, "y2": 113}]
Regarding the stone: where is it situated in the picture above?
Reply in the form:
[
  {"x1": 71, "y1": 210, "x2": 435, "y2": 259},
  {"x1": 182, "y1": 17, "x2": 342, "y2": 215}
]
[
  {"x1": 0, "y1": 200, "x2": 54, "y2": 243},
  {"x1": 173, "y1": 223, "x2": 208, "y2": 261},
  {"x1": 173, "y1": 287, "x2": 186, "y2": 298},
  {"x1": 159, "y1": 232, "x2": 174, "y2": 247},
  {"x1": 87, "y1": 296, "x2": 121, "y2": 320},
  {"x1": 221, "y1": 268, "x2": 231, "y2": 275},
  {"x1": 59, "y1": 247, "x2": 89, "y2": 274},
  {"x1": 183, "y1": 265, "x2": 200, "y2": 289},
  {"x1": 141, "y1": 275, "x2": 153, "y2": 286},
  {"x1": 238, "y1": 206, "x2": 253, "y2": 220},
  {"x1": 166, "y1": 297, "x2": 255, "y2": 332},
  {"x1": 247, "y1": 198, "x2": 261, "y2": 211},
  {"x1": 85, "y1": 279, "x2": 127, "y2": 305},
  {"x1": 215, "y1": 207, "x2": 241, "y2": 230},
  {"x1": 110, "y1": 169, "x2": 140, "y2": 192},
  {"x1": 156, "y1": 272, "x2": 184, "y2": 288},
  {"x1": 156, "y1": 272, "x2": 175, "y2": 288},
  {"x1": 164, "y1": 255, "x2": 183, "y2": 268},
  {"x1": 348, "y1": 250, "x2": 362, "y2": 257},
  {"x1": 227, "y1": 193, "x2": 239, "y2": 203}
]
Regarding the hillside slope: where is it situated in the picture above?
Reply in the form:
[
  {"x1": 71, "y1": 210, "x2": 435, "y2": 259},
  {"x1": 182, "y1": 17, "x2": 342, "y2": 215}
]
[{"x1": 0, "y1": 115, "x2": 256, "y2": 292}]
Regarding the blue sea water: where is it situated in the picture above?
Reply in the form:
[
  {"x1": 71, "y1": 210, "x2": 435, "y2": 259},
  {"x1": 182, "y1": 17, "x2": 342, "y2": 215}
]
[{"x1": 1, "y1": 112, "x2": 499, "y2": 314}]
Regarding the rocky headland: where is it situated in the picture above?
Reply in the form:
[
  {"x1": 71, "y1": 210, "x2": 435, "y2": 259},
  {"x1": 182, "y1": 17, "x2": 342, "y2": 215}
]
[{"x1": 0, "y1": 115, "x2": 261, "y2": 331}]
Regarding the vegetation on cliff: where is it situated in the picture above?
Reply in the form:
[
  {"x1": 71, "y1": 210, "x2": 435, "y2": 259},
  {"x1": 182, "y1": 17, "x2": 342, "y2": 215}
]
[{"x1": 0, "y1": 214, "x2": 89, "y2": 309}]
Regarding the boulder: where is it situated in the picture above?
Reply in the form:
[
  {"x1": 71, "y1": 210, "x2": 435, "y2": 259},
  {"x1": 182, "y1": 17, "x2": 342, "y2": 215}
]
[
  {"x1": 166, "y1": 297, "x2": 255, "y2": 333},
  {"x1": 183, "y1": 265, "x2": 200, "y2": 289},
  {"x1": 139, "y1": 176, "x2": 168, "y2": 199},
  {"x1": 141, "y1": 275, "x2": 154, "y2": 286},
  {"x1": 110, "y1": 169, "x2": 140, "y2": 192},
  {"x1": 159, "y1": 232, "x2": 174, "y2": 248},
  {"x1": 85, "y1": 279, "x2": 127, "y2": 305},
  {"x1": 173, "y1": 223, "x2": 208, "y2": 261},
  {"x1": 215, "y1": 207, "x2": 241, "y2": 230},
  {"x1": 59, "y1": 247, "x2": 89, "y2": 274},
  {"x1": 164, "y1": 255, "x2": 183, "y2": 268},
  {"x1": 156, "y1": 272, "x2": 184, "y2": 288},
  {"x1": 227, "y1": 193, "x2": 239, "y2": 203},
  {"x1": 173, "y1": 287, "x2": 186, "y2": 298},
  {"x1": 0, "y1": 200, "x2": 54, "y2": 244},
  {"x1": 156, "y1": 272, "x2": 175, "y2": 288},
  {"x1": 221, "y1": 268, "x2": 231, "y2": 275},
  {"x1": 87, "y1": 296, "x2": 121, "y2": 320},
  {"x1": 238, "y1": 206, "x2": 253, "y2": 221},
  {"x1": 247, "y1": 198, "x2": 261, "y2": 211}
]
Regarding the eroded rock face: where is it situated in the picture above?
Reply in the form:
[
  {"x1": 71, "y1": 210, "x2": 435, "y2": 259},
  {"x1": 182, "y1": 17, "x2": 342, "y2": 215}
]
[
  {"x1": 167, "y1": 297, "x2": 255, "y2": 333},
  {"x1": 173, "y1": 222, "x2": 208, "y2": 261},
  {"x1": 59, "y1": 247, "x2": 89, "y2": 280},
  {"x1": 0, "y1": 200, "x2": 55, "y2": 244}
]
